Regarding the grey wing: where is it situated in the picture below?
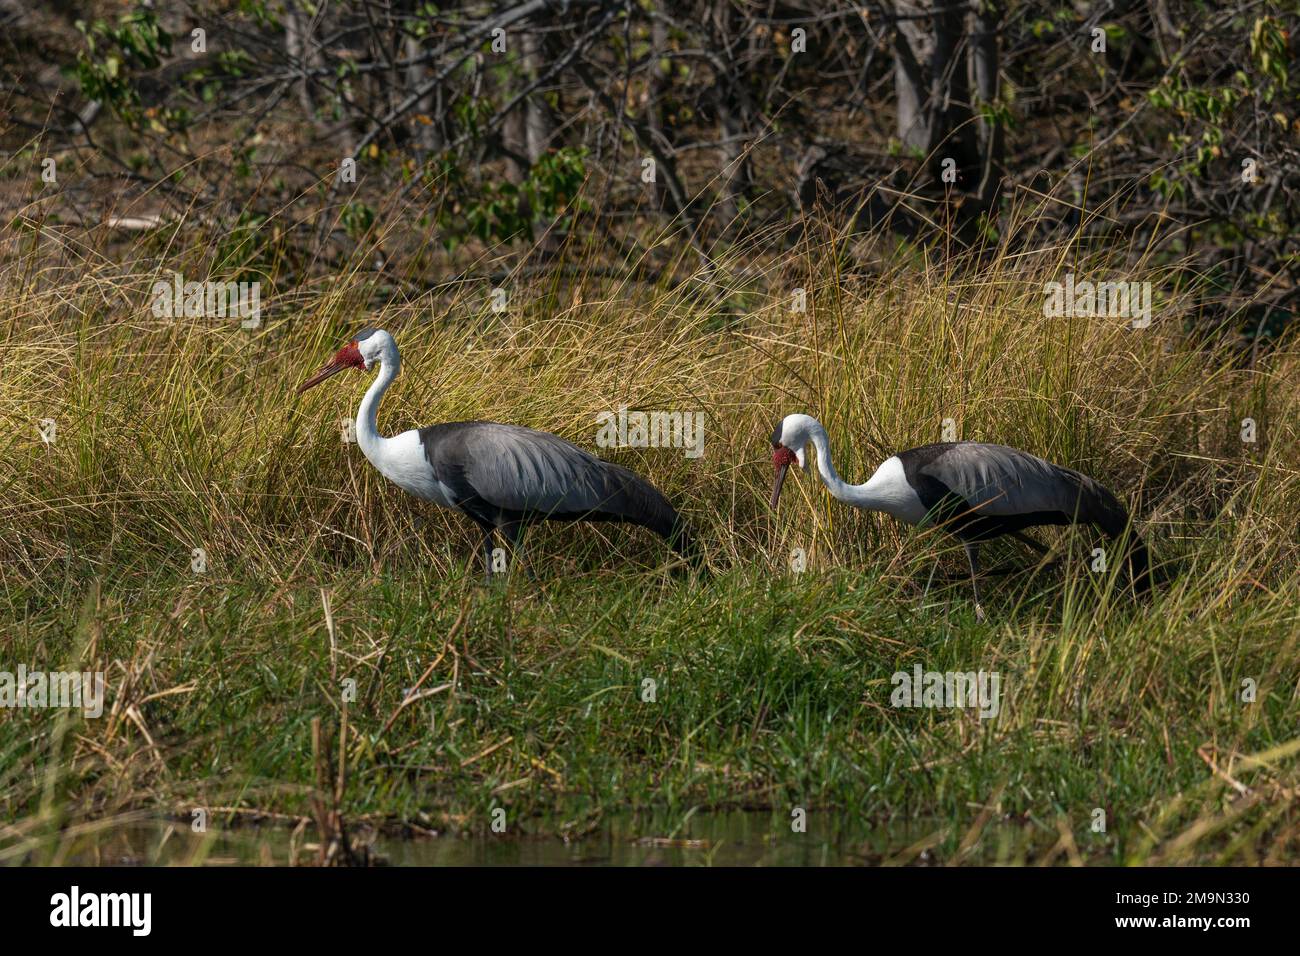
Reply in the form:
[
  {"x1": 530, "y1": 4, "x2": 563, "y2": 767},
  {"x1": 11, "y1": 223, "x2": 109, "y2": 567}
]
[
  {"x1": 425, "y1": 422, "x2": 678, "y2": 528},
  {"x1": 922, "y1": 443, "x2": 1125, "y2": 528},
  {"x1": 459, "y1": 423, "x2": 623, "y2": 514}
]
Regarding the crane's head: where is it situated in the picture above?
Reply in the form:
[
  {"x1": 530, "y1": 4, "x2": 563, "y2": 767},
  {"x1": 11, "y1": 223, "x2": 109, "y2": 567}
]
[
  {"x1": 769, "y1": 413, "x2": 818, "y2": 510},
  {"x1": 298, "y1": 328, "x2": 395, "y2": 393}
]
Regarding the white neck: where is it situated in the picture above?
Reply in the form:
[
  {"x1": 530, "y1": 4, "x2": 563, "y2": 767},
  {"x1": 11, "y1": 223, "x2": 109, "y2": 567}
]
[
  {"x1": 356, "y1": 353, "x2": 399, "y2": 460},
  {"x1": 806, "y1": 424, "x2": 849, "y2": 499},
  {"x1": 807, "y1": 425, "x2": 892, "y2": 512}
]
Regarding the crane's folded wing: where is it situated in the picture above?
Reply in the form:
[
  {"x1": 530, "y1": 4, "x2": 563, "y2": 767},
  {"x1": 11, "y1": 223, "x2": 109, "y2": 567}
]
[
  {"x1": 420, "y1": 421, "x2": 676, "y2": 523},
  {"x1": 915, "y1": 442, "x2": 1126, "y2": 530}
]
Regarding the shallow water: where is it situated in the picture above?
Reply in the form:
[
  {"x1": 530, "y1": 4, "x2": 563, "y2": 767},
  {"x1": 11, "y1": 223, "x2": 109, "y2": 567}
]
[{"x1": 58, "y1": 810, "x2": 953, "y2": 866}]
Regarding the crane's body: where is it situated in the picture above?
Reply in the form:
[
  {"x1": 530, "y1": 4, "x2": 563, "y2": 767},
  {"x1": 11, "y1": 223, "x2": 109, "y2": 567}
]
[
  {"x1": 300, "y1": 329, "x2": 694, "y2": 578},
  {"x1": 769, "y1": 414, "x2": 1150, "y2": 617}
]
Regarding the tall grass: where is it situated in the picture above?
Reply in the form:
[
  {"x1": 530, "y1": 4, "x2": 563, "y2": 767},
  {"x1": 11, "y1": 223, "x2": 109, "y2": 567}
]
[{"x1": 2, "y1": 200, "x2": 1298, "y2": 865}]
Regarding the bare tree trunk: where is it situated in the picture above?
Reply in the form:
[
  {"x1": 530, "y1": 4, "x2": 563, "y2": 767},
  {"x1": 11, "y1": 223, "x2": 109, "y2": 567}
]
[
  {"x1": 711, "y1": 0, "x2": 751, "y2": 230},
  {"x1": 521, "y1": 30, "x2": 555, "y2": 165},
  {"x1": 404, "y1": 34, "x2": 442, "y2": 156},
  {"x1": 645, "y1": 14, "x2": 672, "y2": 212},
  {"x1": 926, "y1": 2, "x2": 976, "y2": 185},
  {"x1": 892, "y1": 0, "x2": 996, "y2": 232},
  {"x1": 501, "y1": 102, "x2": 529, "y2": 186},
  {"x1": 503, "y1": 27, "x2": 555, "y2": 180},
  {"x1": 284, "y1": 2, "x2": 321, "y2": 120},
  {"x1": 893, "y1": 2, "x2": 931, "y2": 152},
  {"x1": 970, "y1": 3, "x2": 1003, "y2": 210}
]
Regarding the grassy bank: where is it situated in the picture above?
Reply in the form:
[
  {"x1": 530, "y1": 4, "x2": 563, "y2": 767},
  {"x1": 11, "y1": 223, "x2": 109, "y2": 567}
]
[{"x1": 2, "y1": 220, "x2": 1299, "y2": 864}]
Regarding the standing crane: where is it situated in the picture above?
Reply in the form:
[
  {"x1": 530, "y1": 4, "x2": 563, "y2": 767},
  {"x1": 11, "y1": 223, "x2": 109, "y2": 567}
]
[
  {"x1": 298, "y1": 329, "x2": 696, "y2": 580},
  {"x1": 768, "y1": 413, "x2": 1150, "y2": 618}
]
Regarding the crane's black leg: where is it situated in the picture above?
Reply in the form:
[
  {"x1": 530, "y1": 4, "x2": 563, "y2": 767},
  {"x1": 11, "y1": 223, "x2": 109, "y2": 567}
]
[
  {"x1": 964, "y1": 542, "x2": 986, "y2": 622},
  {"x1": 472, "y1": 523, "x2": 496, "y2": 585},
  {"x1": 1010, "y1": 531, "x2": 1048, "y2": 556},
  {"x1": 500, "y1": 520, "x2": 535, "y2": 580}
]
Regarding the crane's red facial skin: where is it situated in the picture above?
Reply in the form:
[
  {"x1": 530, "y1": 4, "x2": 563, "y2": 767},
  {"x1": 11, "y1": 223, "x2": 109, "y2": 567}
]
[
  {"x1": 298, "y1": 341, "x2": 366, "y2": 393},
  {"x1": 770, "y1": 446, "x2": 798, "y2": 510},
  {"x1": 337, "y1": 341, "x2": 365, "y2": 367}
]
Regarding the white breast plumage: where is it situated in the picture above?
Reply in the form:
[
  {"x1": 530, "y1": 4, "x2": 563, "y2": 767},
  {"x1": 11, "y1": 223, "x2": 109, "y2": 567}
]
[
  {"x1": 361, "y1": 429, "x2": 460, "y2": 509},
  {"x1": 860, "y1": 456, "x2": 928, "y2": 526}
]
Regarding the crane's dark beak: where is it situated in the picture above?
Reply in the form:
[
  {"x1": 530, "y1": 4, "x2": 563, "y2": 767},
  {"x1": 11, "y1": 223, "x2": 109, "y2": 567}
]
[
  {"x1": 771, "y1": 460, "x2": 790, "y2": 510},
  {"x1": 770, "y1": 445, "x2": 799, "y2": 510},
  {"x1": 299, "y1": 341, "x2": 366, "y2": 393},
  {"x1": 297, "y1": 360, "x2": 347, "y2": 393}
]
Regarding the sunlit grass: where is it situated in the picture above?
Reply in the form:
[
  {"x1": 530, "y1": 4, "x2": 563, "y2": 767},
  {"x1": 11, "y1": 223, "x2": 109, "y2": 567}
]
[{"x1": 2, "y1": 204, "x2": 1298, "y2": 865}]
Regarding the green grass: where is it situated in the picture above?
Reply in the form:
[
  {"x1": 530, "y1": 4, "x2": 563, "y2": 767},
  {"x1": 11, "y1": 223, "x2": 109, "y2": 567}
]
[
  {"x1": 4, "y1": 561, "x2": 1299, "y2": 864},
  {"x1": 2, "y1": 212, "x2": 1299, "y2": 865}
]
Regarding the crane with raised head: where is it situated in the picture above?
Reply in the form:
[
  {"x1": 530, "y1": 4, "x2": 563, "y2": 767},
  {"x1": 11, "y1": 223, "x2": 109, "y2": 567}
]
[
  {"x1": 768, "y1": 413, "x2": 1150, "y2": 618},
  {"x1": 298, "y1": 329, "x2": 696, "y2": 580}
]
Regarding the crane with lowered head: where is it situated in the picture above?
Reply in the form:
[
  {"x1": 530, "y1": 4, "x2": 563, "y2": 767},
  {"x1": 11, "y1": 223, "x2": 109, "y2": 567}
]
[{"x1": 768, "y1": 413, "x2": 1151, "y2": 618}]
